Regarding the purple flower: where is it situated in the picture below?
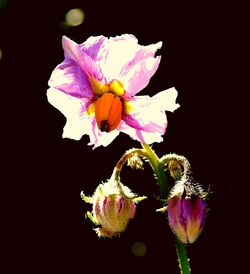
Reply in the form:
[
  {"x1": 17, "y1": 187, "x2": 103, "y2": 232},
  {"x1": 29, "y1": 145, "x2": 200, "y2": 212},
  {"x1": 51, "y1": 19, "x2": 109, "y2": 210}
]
[
  {"x1": 47, "y1": 34, "x2": 180, "y2": 148},
  {"x1": 167, "y1": 181, "x2": 206, "y2": 244}
]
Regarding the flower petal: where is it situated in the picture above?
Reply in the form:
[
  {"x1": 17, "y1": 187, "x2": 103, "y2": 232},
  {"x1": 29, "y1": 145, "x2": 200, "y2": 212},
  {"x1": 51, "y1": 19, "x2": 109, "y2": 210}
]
[
  {"x1": 123, "y1": 87, "x2": 179, "y2": 134},
  {"x1": 87, "y1": 119, "x2": 120, "y2": 149},
  {"x1": 96, "y1": 34, "x2": 140, "y2": 82},
  {"x1": 62, "y1": 116, "x2": 92, "y2": 141},
  {"x1": 151, "y1": 87, "x2": 180, "y2": 112},
  {"x1": 94, "y1": 34, "x2": 162, "y2": 94},
  {"x1": 186, "y1": 198, "x2": 206, "y2": 243},
  {"x1": 120, "y1": 39, "x2": 162, "y2": 96},
  {"x1": 118, "y1": 121, "x2": 163, "y2": 144},
  {"x1": 168, "y1": 197, "x2": 189, "y2": 244},
  {"x1": 80, "y1": 35, "x2": 108, "y2": 62},
  {"x1": 48, "y1": 58, "x2": 93, "y2": 99},
  {"x1": 123, "y1": 107, "x2": 167, "y2": 134},
  {"x1": 121, "y1": 56, "x2": 162, "y2": 96},
  {"x1": 121, "y1": 40, "x2": 162, "y2": 75},
  {"x1": 47, "y1": 88, "x2": 92, "y2": 140},
  {"x1": 62, "y1": 36, "x2": 105, "y2": 82}
]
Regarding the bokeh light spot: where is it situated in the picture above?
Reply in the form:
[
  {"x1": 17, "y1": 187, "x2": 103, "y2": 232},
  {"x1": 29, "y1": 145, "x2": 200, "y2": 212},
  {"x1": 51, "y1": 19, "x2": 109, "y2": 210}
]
[
  {"x1": 0, "y1": 49, "x2": 3, "y2": 61},
  {"x1": 65, "y1": 8, "x2": 85, "y2": 27},
  {"x1": 131, "y1": 241, "x2": 147, "y2": 257}
]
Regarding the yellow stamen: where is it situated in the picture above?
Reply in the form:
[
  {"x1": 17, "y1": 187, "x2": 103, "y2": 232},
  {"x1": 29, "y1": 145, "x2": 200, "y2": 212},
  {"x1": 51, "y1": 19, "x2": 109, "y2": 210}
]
[
  {"x1": 108, "y1": 80, "x2": 125, "y2": 96},
  {"x1": 123, "y1": 100, "x2": 135, "y2": 114},
  {"x1": 86, "y1": 102, "x2": 96, "y2": 116},
  {"x1": 89, "y1": 77, "x2": 109, "y2": 96}
]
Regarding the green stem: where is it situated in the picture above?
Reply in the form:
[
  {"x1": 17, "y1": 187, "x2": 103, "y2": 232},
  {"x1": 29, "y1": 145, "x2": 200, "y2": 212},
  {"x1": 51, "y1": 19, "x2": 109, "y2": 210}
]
[
  {"x1": 140, "y1": 143, "x2": 168, "y2": 198},
  {"x1": 113, "y1": 143, "x2": 191, "y2": 274},
  {"x1": 140, "y1": 143, "x2": 191, "y2": 274},
  {"x1": 176, "y1": 238, "x2": 191, "y2": 274}
]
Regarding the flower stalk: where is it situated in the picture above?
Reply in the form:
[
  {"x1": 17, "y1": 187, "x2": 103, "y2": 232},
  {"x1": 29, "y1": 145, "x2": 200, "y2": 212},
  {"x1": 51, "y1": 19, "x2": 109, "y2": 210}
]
[
  {"x1": 176, "y1": 238, "x2": 191, "y2": 274},
  {"x1": 113, "y1": 148, "x2": 146, "y2": 180},
  {"x1": 140, "y1": 143, "x2": 168, "y2": 198},
  {"x1": 139, "y1": 144, "x2": 191, "y2": 274}
]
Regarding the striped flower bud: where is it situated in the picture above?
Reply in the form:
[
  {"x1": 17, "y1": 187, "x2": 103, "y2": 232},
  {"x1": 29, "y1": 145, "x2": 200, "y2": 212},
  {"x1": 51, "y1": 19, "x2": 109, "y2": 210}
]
[
  {"x1": 81, "y1": 178, "x2": 146, "y2": 238},
  {"x1": 167, "y1": 180, "x2": 206, "y2": 244},
  {"x1": 93, "y1": 193, "x2": 136, "y2": 237}
]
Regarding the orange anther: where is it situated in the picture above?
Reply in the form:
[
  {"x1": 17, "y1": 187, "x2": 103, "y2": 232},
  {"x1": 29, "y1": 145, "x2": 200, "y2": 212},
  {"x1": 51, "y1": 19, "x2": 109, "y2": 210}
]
[{"x1": 95, "y1": 93, "x2": 122, "y2": 132}]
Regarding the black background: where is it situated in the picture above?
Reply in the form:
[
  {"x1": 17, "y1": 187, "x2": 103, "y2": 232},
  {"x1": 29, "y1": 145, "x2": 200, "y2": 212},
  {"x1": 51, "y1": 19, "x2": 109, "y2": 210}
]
[{"x1": 1, "y1": 0, "x2": 247, "y2": 273}]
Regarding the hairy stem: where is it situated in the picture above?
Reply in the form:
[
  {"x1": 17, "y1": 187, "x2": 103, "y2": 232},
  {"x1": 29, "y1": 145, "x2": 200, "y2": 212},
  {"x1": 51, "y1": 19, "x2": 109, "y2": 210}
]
[
  {"x1": 113, "y1": 148, "x2": 146, "y2": 181},
  {"x1": 176, "y1": 238, "x2": 191, "y2": 274},
  {"x1": 140, "y1": 143, "x2": 168, "y2": 198},
  {"x1": 140, "y1": 144, "x2": 191, "y2": 274},
  {"x1": 113, "y1": 144, "x2": 191, "y2": 274}
]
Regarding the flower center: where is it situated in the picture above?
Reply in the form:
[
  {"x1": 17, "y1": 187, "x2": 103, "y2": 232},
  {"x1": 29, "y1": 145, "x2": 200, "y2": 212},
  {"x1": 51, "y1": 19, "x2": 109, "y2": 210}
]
[
  {"x1": 95, "y1": 93, "x2": 122, "y2": 132},
  {"x1": 89, "y1": 78, "x2": 125, "y2": 132}
]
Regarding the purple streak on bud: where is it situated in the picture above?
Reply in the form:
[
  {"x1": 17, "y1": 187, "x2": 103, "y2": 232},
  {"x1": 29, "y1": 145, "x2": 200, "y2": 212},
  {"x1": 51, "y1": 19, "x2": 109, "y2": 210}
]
[
  {"x1": 168, "y1": 195, "x2": 206, "y2": 244},
  {"x1": 129, "y1": 202, "x2": 136, "y2": 218},
  {"x1": 94, "y1": 197, "x2": 101, "y2": 216},
  {"x1": 93, "y1": 194, "x2": 137, "y2": 238},
  {"x1": 102, "y1": 196, "x2": 109, "y2": 217},
  {"x1": 117, "y1": 196, "x2": 125, "y2": 214}
]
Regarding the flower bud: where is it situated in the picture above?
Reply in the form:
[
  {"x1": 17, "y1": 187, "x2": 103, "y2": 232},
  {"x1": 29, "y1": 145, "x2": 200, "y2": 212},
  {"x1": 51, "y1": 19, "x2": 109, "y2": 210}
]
[
  {"x1": 167, "y1": 180, "x2": 206, "y2": 244},
  {"x1": 127, "y1": 153, "x2": 144, "y2": 170},
  {"x1": 93, "y1": 193, "x2": 136, "y2": 237},
  {"x1": 167, "y1": 159, "x2": 183, "y2": 180},
  {"x1": 81, "y1": 178, "x2": 146, "y2": 238}
]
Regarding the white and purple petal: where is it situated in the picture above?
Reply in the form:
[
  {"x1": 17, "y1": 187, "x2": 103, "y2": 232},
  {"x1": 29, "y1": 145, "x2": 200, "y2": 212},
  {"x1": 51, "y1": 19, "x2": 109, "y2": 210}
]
[
  {"x1": 121, "y1": 55, "x2": 162, "y2": 96},
  {"x1": 62, "y1": 36, "x2": 105, "y2": 82},
  {"x1": 47, "y1": 88, "x2": 93, "y2": 140},
  {"x1": 80, "y1": 35, "x2": 107, "y2": 61},
  {"x1": 48, "y1": 58, "x2": 93, "y2": 98},
  {"x1": 122, "y1": 87, "x2": 179, "y2": 137},
  {"x1": 118, "y1": 121, "x2": 164, "y2": 144},
  {"x1": 83, "y1": 34, "x2": 162, "y2": 91},
  {"x1": 96, "y1": 34, "x2": 140, "y2": 82},
  {"x1": 120, "y1": 41, "x2": 162, "y2": 76},
  {"x1": 151, "y1": 87, "x2": 180, "y2": 112},
  {"x1": 87, "y1": 118, "x2": 120, "y2": 149}
]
